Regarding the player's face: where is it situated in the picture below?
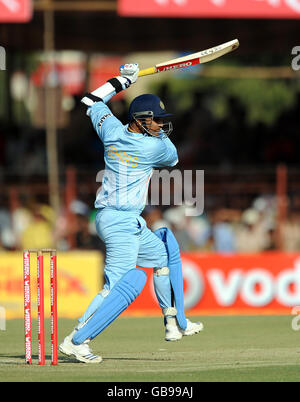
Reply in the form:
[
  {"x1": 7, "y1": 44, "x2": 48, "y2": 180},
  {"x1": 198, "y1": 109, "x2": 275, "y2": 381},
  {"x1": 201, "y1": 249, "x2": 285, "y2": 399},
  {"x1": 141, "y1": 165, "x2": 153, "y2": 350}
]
[{"x1": 144, "y1": 117, "x2": 164, "y2": 136}]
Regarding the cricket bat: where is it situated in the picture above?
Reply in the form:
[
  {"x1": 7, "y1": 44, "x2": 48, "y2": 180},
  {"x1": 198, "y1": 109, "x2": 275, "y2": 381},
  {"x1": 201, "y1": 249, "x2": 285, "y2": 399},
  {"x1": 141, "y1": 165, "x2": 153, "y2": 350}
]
[{"x1": 138, "y1": 39, "x2": 239, "y2": 77}]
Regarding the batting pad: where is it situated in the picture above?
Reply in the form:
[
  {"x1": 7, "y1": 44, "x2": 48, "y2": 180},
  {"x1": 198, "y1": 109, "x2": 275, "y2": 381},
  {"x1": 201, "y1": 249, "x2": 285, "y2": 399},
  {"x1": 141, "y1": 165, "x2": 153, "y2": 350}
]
[
  {"x1": 154, "y1": 227, "x2": 187, "y2": 330},
  {"x1": 72, "y1": 269, "x2": 147, "y2": 344}
]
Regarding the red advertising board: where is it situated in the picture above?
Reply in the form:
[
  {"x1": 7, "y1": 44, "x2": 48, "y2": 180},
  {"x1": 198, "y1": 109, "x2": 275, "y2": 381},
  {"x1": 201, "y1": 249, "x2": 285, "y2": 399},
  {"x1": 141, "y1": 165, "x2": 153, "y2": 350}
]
[
  {"x1": 0, "y1": 0, "x2": 32, "y2": 23},
  {"x1": 125, "y1": 252, "x2": 300, "y2": 316},
  {"x1": 88, "y1": 56, "x2": 124, "y2": 99},
  {"x1": 118, "y1": 0, "x2": 300, "y2": 19},
  {"x1": 30, "y1": 56, "x2": 123, "y2": 97},
  {"x1": 31, "y1": 61, "x2": 86, "y2": 96}
]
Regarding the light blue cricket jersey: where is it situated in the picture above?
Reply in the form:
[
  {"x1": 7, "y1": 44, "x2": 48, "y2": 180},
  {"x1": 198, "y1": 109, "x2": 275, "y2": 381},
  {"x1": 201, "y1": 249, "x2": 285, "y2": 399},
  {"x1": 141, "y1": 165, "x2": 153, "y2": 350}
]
[{"x1": 89, "y1": 102, "x2": 178, "y2": 215}]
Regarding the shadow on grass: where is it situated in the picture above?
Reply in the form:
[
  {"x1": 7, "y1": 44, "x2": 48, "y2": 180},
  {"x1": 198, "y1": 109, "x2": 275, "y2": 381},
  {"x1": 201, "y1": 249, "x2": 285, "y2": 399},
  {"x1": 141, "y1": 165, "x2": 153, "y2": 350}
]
[
  {"x1": 0, "y1": 353, "x2": 82, "y2": 365},
  {"x1": 0, "y1": 353, "x2": 170, "y2": 365}
]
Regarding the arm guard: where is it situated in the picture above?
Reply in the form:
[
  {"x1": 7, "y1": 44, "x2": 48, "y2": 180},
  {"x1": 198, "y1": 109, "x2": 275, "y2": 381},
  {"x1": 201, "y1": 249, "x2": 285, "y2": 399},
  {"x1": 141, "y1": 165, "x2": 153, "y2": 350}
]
[{"x1": 81, "y1": 76, "x2": 131, "y2": 106}]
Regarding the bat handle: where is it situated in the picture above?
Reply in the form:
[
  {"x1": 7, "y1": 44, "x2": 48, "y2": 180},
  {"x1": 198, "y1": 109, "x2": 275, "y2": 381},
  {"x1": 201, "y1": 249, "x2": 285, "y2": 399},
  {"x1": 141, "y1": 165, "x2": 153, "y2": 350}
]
[{"x1": 138, "y1": 67, "x2": 157, "y2": 77}]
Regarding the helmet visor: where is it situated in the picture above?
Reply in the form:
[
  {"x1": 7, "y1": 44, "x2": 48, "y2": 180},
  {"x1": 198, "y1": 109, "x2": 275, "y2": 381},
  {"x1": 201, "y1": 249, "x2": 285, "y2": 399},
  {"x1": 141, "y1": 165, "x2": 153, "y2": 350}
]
[{"x1": 133, "y1": 111, "x2": 173, "y2": 138}]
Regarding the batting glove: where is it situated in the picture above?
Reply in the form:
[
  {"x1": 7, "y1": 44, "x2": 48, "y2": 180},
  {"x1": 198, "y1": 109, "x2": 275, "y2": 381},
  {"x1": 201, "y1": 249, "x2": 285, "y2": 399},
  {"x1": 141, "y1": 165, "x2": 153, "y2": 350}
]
[{"x1": 120, "y1": 63, "x2": 139, "y2": 85}]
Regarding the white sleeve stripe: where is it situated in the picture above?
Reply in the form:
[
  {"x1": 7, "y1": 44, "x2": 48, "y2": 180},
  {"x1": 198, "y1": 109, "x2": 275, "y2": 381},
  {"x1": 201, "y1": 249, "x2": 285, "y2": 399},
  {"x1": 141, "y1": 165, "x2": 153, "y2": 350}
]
[
  {"x1": 81, "y1": 96, "x2": 95, "y2": 107},
  {"x1": 92, "y1": 82, "x2": 115, "y2": 100}
]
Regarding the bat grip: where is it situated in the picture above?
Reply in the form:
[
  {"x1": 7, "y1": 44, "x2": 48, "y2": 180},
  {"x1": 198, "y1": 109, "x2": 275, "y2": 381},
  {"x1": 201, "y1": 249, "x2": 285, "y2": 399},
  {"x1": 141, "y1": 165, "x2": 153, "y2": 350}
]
[{"x1": 138, "y1": 67, "x2": 157, "y2": 77}]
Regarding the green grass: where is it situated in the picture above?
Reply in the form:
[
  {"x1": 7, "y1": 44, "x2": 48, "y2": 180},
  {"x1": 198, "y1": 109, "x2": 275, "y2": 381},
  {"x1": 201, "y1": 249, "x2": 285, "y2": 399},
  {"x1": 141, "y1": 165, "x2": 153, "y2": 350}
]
[{"x1": 0, "y1": 316, "x2": 299, "y2": 382}]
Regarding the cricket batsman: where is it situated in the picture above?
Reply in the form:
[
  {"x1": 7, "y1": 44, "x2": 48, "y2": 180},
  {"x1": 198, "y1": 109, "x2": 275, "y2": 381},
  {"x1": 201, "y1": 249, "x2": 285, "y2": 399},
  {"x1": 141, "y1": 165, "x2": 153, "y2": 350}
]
[{"x1": 59, "y1": 63, "x2": 203, "y2": 363}]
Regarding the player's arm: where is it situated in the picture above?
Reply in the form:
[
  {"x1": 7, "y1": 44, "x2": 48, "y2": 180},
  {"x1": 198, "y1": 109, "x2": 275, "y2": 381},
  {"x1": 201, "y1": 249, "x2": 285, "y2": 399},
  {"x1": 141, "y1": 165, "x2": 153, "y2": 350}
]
[
  {"x1": 151, "y1": 137, "x2": 179, "y2": 168},
  {"x1": 81, "y1": 64, "x2": 139, "y2": 141},
  {"x1": 81, "y1": 64, "x2": 139, "y2": 107}
]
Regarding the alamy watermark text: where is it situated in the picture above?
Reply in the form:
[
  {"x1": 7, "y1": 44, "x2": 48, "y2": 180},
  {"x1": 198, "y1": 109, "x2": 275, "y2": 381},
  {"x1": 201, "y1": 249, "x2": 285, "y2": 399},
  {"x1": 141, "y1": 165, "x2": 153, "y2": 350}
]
[
  {"x1": 0, "y1": 46, "x2": 6, "y2": 71},
  {"x1": 96, "y1": 168, "x2": 204, "y2": 216},
  {"x1": 291, "y1": 46, "x2": 300, "y2": 71}
]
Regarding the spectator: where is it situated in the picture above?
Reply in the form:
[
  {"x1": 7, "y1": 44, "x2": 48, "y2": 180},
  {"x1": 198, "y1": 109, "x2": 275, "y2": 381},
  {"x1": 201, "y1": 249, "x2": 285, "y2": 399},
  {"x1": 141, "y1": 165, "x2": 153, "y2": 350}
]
[
  {"x1": 143, "y1": 206, "x2": 169, "y2": 232},
  {"x1": 68, "y1": 199, "x2": 105, "y2": 252},
  {"x1": 0, "y1": 196, "x2": 16, "y2": 250},
  {"x1": 281, "y1": 212, "x2": 300, "y2": 251},
  {"x1": 20, "y1": 203, "x2": 55, "y2": 250},
  {"x1": 163, "y1": 205, "x2": 210, "y2": 251},
  {"x1": 235, "y1": 208, "x2": 271, "y2": 252},
  {"x1": 11, "y1": 198, "x2": 33, "y2": 249},
  {"x1": 211, "y1": 209, "x2": 238, "y2": 253},
  {"x1": 74, "y1": 213, "x2": 104, "y2": 251}
]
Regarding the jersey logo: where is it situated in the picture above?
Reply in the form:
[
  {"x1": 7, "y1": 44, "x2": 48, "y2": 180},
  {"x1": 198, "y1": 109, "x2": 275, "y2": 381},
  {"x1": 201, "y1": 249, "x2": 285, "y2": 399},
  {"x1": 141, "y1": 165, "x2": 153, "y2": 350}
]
[
  {"x1": 107, "y1": 145, "x2": 139, "y2": 168},
  {"x1": 98, "y1": 113, "x2": 112, "y2": 128}
]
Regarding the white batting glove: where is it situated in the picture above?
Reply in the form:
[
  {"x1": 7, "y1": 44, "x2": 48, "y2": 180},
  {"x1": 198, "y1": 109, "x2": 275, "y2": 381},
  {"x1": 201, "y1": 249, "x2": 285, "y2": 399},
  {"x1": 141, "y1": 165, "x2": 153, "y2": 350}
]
[{"x1": 120, "y1": 63, "x2": 139, "y2": 85}]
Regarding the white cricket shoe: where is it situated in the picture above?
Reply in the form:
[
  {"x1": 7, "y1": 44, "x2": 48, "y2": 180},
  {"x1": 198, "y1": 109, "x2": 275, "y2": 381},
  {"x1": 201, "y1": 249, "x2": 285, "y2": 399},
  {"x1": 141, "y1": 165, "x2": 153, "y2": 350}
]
[
  {"x1": 165, "y1": 318, "x2": 204, "y2": 342},
  {"x1": 59, "y1": 335, "x2": 102, "y2": 364},
  {"x1": 165, "y1": 322, "x2": 183, "y2": 341}
]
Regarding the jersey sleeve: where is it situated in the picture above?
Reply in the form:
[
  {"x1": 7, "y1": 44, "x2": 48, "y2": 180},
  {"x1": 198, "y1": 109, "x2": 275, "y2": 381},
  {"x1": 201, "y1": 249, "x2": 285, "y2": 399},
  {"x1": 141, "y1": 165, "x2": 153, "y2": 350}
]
[
  {"x1": 150, "y1": 137, "x2": 179, "y2": 168},
  {"x1": 87, "y1": 101, "x2": 123, "y2": 143}
]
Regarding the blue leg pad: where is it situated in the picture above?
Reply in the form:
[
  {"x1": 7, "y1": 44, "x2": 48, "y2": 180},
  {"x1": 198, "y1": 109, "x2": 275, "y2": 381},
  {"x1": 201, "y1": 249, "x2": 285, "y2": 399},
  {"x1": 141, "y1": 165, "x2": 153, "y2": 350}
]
[
  {"x1": 73, "y1": 268, "x2": 147, "y2": 344},
  {"x1": 154, "y1": 227, "x2": 187, "y2": 330}
]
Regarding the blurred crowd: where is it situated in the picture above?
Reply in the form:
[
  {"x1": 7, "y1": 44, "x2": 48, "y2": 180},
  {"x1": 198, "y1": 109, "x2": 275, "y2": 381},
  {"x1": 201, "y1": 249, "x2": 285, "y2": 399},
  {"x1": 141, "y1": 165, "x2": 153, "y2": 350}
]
[
  {"x1": 1, "y1": 193, "x2": 300, "y2": 253},
  {"x1": 142, "y1": 195, "x2": 300, "y2": 253},
  {"x1": 1, "y1": 89, "x2": 300, "y2": 182},
  {"x1": 0, "y1": 195, "x2": 104, "y2": 253},
  {"x1": 1, "y1": 86, "x2": 300, "y2": 254}
]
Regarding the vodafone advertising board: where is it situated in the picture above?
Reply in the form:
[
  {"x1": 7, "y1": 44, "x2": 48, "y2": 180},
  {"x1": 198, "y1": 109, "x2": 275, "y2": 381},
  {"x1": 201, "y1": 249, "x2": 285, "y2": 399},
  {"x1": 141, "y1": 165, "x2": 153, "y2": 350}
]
[
  {"x1": 0, "y1": 0, "x2": 32, "y2": 23},
  {"x1": 118, "y1": 0, "x2": 300, "y2": 18},
  {"x1": 125, "y1": 253, "x2": 300, "y2": 315}
]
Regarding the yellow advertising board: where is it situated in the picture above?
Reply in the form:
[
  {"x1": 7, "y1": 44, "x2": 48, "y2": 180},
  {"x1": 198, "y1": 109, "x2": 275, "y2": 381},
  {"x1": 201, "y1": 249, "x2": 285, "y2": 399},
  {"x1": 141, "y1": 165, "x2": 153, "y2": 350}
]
[{"x1": 0, "y1": 251, "x2": 103, "y2": 319}]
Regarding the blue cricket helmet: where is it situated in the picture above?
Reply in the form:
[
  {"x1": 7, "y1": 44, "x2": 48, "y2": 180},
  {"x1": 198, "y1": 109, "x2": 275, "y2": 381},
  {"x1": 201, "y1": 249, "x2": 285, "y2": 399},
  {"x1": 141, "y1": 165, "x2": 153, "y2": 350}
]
[{"x1": 128, "y1": 94, "x2": 172, "y2": 122}]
